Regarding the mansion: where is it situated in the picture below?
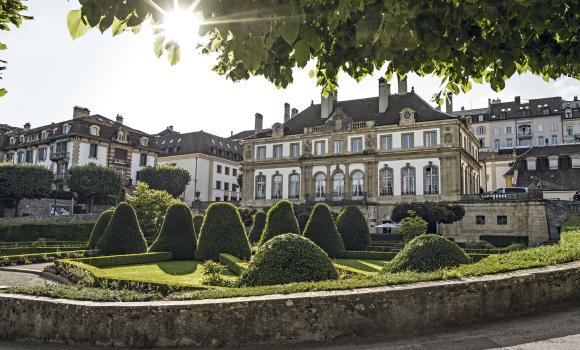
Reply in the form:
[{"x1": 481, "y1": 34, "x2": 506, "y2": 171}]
[
  {"x1": 0, "y1": 106, "x2": 158, "y2": 188},
  {"x1": 240, "y1": 78, "x2": 481, "y2": 222}
]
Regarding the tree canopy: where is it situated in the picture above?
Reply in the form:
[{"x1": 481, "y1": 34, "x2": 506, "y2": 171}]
[
  {"x1": 1, "y1": 0, "x2": 31, "y2": 96},
  {"x1": 66, "y1": 0, "x2": 579, "y2": 96},
  {"x1": 67, "y1": 164, "x2": 123, "y2": 212},
  {"x1": 0, "y1": 163, "x2": 52, "y2": 216},
  {"x1": 137, "y1": 165, "x2": 191, "y2": 198}
]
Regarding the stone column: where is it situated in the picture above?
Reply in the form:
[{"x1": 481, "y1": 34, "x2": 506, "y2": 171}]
[{"x1": 344, "y1": 163, "x2": 351, "y2": 199}]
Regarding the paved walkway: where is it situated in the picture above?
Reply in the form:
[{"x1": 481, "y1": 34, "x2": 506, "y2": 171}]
[
  {"x1": 0, "y1": 263, "x2": 56, "y2": 288},
  {"x1": 0, "y1": 305, "x2": 579, "y2": 349}
]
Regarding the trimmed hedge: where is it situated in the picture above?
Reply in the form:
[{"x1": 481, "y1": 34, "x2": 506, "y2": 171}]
[
  {"x1": 480, "y1": 235, "x2": 529, "y2": 247},
  {"x1": 303, "y1": 203, "x2": 345, "y2": 258},
  {"x1": 336, "y1": 206, "x2": 370, "y2": 251},
  {"x1": 0, "y1": 222, "x2": 94, "y2": 242},
  {"x1": 389, "y1": 234, "x2": 470, "y2": 273},
  {"x1": 95, "y1": 202, "x2": 148, "y2": 255},
  {"x1": 0, "y1": 246, "x2": 86, "y2": 256},
  {"x1": 66, "y1": 252, "x2": 172, "y2": 268},
  {"x1": 240, "y1": 233, "x2": 338, "y2": 286},
  {"x1": 87, "y1": 209, "x2": 114, "y2": 249},
  {"x1": 195, "y1": 202, "x2": 251, "y2": 261},
  {"x1": 219, "y1": 253, "x2": 248, "y2": 275},
  {"x1": 335, "y1": 250, "x2": 397, "y2": 260},
  {"x1": 192, "y1": 214, "x2": 204, "y2": 237},
  {"x1": 149, "y1": 203, "x2": 197, "y2": 259},
  {"x1": 259, "y1": 200, "x2": 299, "y2": 246},
  {"x1": 0, "y1": 250, "x2": 88, "y2": 266},
  {"x1": 247, "y1": 211, "x2": 266, "y2": 245}
]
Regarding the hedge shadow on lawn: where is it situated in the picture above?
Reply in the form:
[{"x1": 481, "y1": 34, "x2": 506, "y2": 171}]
[{"x1": 156, "y1": 261, "x2": 200, "y2": 276}]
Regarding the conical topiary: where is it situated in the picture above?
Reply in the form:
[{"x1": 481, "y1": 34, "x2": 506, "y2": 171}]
[
  {"x1": 192, "y1": 214, "x2": 204, "y2": 237},
  {"x1": 336, "y1": 206, "x2": 370, "y2": 251},
  {"x1": 195, "y1": 202, "x2": 251, "y2": 261},
  {"x1": 87, "y1": 208, "x2": 114, "y2": 249},
  {"x1": 149, "y1": 203, "x2": 197, "y2": 259},
  {"x1": 248, "y1": 211, "x2": 266, "y2": 244},
  {"x1": 259, "y1": 200, "x2": 299, "y2": 246},
  {"x1": 302, "y1": 203, "x2": 345, "y2": 257},
  {"x1": 95, "y1": 202, "x2": 147, "y2": 255}
]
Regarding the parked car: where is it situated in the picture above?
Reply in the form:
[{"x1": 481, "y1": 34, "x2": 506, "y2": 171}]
[
  {"x1": 491, "y1": 187, "x2": 528, "y2": 194},
  {"x1": 573, "y1": 191, "x2": 580, "y2": 201}
]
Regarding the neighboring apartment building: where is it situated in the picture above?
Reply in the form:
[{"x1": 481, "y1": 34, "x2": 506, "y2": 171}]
[
  {"x1": 240, "y1": 78, "x2": 481, "y2": 224},
  {"x1": 504, "y1": 144, "x2": 580, "y2": 200},
  {"x1": 0, "y1": 106, "x2": 158, "y2": 187},
  {"x1": 562, "y1": 97, "x2": 580, "y2": 144},
  {"x1": 155, "y1": 128, "x2": 243, "y2": 206}
]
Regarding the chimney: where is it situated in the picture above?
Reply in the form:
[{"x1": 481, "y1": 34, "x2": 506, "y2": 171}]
[
  {"x1": 574, "y1": 96, "x2": 578, "y2": 101},
  {"x1": 488, "y1": 98, "x2": 491, "y2": 106},
  {"x1": 73, "y1": 106, "x2": 90, "y2": 119},
  {"x1": 378, "y1": 78, "x2": 390, "y2": 113},
  {"x1": 254, "y1": 113, "x2": 263, "y2": 134},
  {"x1": 397, "y1": 76, "x2": 408, "y2": 94},
  {"x1": 515, "y1": 96, "x2": 521, "y2": 104},
  {"x1": 291, "y1": 108, "x2": 298, "y2": 117},
  {"x1": 167, "y1": 125, "x2": 173, "y2": 132},
  {"x1": 321, "y1": 91, "x2": 337, "y2": 119},
  {"x1": 230, "y1": 131, "x2": 233, "y2": 137},
  {"x1": 116, "y1": 114, "x2": 124, "y2": 124},
  {"x1": 284, "y1": 103, "x2": 291, "y2": 123},
  {"x1": 23, "y1": 123, "x2": 31, "y2": 132},
  {"x1": 445, "y1": 94, "x2": 453, "y2": 114}
]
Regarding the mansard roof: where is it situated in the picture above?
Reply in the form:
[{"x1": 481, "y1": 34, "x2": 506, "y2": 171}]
[
  {"x1": 249, "y1": 91, "x2": 458, "y2": 139},
  {"x1": 154, "y1": 130, "x2": 242, "y2": 162},
  {"x1": 456, "y1": 96, "x2": 564, "y2": 124},
  {"x1": 0, "y1": 114, "x2": 155, "y2": 151}
]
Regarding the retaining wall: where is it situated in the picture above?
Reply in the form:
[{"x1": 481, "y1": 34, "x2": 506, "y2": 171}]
[
  {"x1": 1, "y1": 261, "x2": 580, "y2": 348},
  {"x1": 0, "y1": 213, "x2": 100, "y2": 225}
]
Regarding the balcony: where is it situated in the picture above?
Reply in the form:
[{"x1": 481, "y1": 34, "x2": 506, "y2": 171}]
[
  {"x1": 305, "y1": 192, "x2": 367, "y2": 205},
  {"x1": 50, "y1": 152, "x2": 69, "y2": 161},
  {"x1": 53, "y1": 173, "x2": 67, "y2": 182},
  {"x1": 114, "y1": 158, "x2": 130, "y2": 166},
  {"x1": 460, "y1": 192, "x2": 543, "y2": 202},
  {"x1": 517, "y1": 131, "x2": 533, "y2": 138}
]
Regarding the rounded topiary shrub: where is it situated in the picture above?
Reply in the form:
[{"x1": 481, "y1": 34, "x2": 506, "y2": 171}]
[
  {"x1": 192, "y1": 214, "x2": 204, "y2": 237},
  {"x1": 336, "y1": 206, "x2": 370, "y2": 251},
  {"x1": 389, "y1": 234, "x2": 470, "y2": 273},
  {"x1": 240, "y1": 233, "x2": 338, "y2": 286},
  {"x1": 195, "y1": 202, "x2": 251, "y2": 261},
  {"x1": 258, "y1": 200, "x2": 300, "y2": 246},
  {"x1": 248, "y1": 211, "x2": 266, "y2": 245},
  {"x1": 95, "y1": 202, "x2": 147, "y2": 255},
  {"x1": 149, "y1": 203, "x2": 197, "y2": 259},
  {"x1": 87, "y1": 208, "x2": 114, "y2": 249},
  {"x1": 302, "y1": 203, "x2": 345, "y2": 258}
]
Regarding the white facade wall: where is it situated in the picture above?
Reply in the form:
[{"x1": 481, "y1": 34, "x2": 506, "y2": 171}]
[
  {"x1": 254, "y1": 167, "x2": 301, "y2": 200},
  {"x1": 211, "y1": 160, "x2": 242, "y2": 202},
  {"x1": 78, "y1": 142, "x2": 107, "y2": 167},
  {"x1": 377, "y1": 158, "x2": 440, "y2": 196}
]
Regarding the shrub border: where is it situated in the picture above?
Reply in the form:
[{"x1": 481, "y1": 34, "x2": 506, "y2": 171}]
[{"x1": 219, "y1": 253, "x2": 248, "y2": 275}]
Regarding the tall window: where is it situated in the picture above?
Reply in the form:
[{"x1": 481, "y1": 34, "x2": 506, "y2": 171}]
[
  {"x1": 402, "y1": 166, "x2": 416, "y2": 195},
  {"x1": 424, "y1": 165, "x2": 439, "y2": 195},
  {"x1": 38, "y1": 148, "x2": 47, "y2": 161},
  {"x1": 506, "y1": 126, "x2": 512, "y2": 135},
  {"x1": 424, "y1": 131, "x2": 437, "y2": 147},
  {"x1": 494, "y1": 139, "x2": 500, "y2": 150},
  {"x1": 89, "y1": 144, "x2": 98, "y2": 158},
  {"x1": 314, "y1": 140, "x2": 326, "y2": 155},
  {"x1": 507, "y1": 138, "x2": 513, "y2": 148},
  {"x1": 380, "y1": 135, "x2": 392, "y2": 150},
  {"x1": 350, "y1": 137, "x2": 363, "y2": 153},
  {"x1": 538, "y1": 123, "x2": 544, "y2": 132},
  {"x1": 314, "y1": 173, "x2": 326, "y2": 200},
  {"x1": 334, "y1": 140, "x2": 343, "y2": 154},
  {"x1": 139, "y1": 153, "x2": 147, "y2": 166},
  {"x1": 25, "y1": 150, "x2": 33, "y2": 163},
  {"x1": 551, "y1": 135, "x2": 559, "y2": 145},
  {"x1": 255, "y1": 174, "x2": 266, "y2": 199},
  {"x1": 273, "y1": 144, "x2": 283, "y2": 159},
  {"x1": 542, "y1": 107, "x2": 550, "y2": 116},
  {"x1": 90, "y1": 126, "x2": 100, "y2": 136},
  {"x1": 272, "y1": 174, "x2": 283, "y2": 199},
  {"x1": 537, "y1": 136, "x2": 545, "y2": 146},
  {"x1": 256, "y1": 146, "x2": 266, "y2": 160},
  {"x1": 63, "y1": 124, "x2": 71, "y2": 134},
  {"x1": 333, "y1": 172, "x2": 345, "y2": 200},
  {"x1": 379, "y1": 167, "x2": 393, "y2": 196},
  {"x1": 289, "y1": 174, "x2": 300, "y2": 199},
  {"x1": 402, "y1": 133, "x2": 414, "y2": 149},
  {"x1": 351, "y1": 171, "x2": 364, "y2": 200},
  {"x1": 477, "y1": 126, "x2": 486, "y2": 135},
  {"x1": 55, "y1": 141, "x2": 68, "y2": 155},
  {"x1": 290, "y1": 143, "x2": 300, "y2": 157}
]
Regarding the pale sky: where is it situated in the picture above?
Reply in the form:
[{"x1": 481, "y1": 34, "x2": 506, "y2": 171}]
[{"x1": 1, "y1": 0, "x2": 579, "y2": 137}]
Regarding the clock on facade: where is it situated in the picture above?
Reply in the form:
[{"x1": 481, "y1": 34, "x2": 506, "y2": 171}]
[{"x1": 403, "y1": 111, "x2": 412, "y2": 120}]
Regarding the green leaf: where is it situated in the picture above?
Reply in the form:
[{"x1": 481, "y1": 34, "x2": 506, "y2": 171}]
[
  {"x1": 167, "y1": 44, "x2": 181, "y2": 66},
  {"x1": 0, "y1": 43, "x2": 7, "y2": 51},
  {"x1": 67, "y1": 10, "x2": 90, "y2": 40},
  {"x1": 293, "y1": 39, "x2": 310, "y2": 67},
  {"x1": 279, "y1": 22, "x2": 299, "y2": 45},
  {"x1": 0, "y1": 88, "x2": 7, "y2": 97},
  {"x1": 111, "y1": 18, "x2": 127, "y2": 36},
  {"x1": 153, "y1": 35, "x2": 166, "y2": 58}
]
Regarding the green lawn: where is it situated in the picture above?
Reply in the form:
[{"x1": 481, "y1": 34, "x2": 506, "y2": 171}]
[
  {"x1": 99, "y1": 260, "x2": 236, "y2": 287},
  {"x1": 333, "y1": 258, "x2": 389, "y2": 275}
]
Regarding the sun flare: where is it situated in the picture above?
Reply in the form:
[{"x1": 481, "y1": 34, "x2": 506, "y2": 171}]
[{"x1": 163, "y1": 7, "x2": 201, "y2": 44}]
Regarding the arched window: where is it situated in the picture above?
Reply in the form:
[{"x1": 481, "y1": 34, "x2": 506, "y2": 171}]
[
  {"x1": 424, "y1": 165, "x2": 439, "y2": 195},
  {"x1": 289, "y1": 173, "x2": 300, "y2": 199},
  {"x1": 314, "y1": 173, "x2": 326, "y2": 201},
  {"x1": 402, "y1": 166, "x2": 416, "y2": 195},
  {"x1": 351, "y1": 171, "x2": 364, "y2": 200},
  {"x1": 333, "y1": 172, "x2": 345, "y2": 200},
  {"x1": 255, "y1": 174, "x2": 266, "y2": 199},
  {"x1": 380, "y1": 167, "x2": 394, "y2": 196},
  {"x1": 272, "y1": 173, "x2": 283, "y2": 199}
]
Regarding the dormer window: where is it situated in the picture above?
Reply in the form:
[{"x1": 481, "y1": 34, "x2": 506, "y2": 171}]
[
  {"x1": 117, "y1": 130, "x2": 127, "y2": 142},
  {"x1": 90, "y1": 125, "x2": 100, "y2": 136},
  {"x1": 19, "y1": 135, "x2": 25, "y2": 143},
  {"x1": 63, "y1": 124, "x2": 71, "y2": 134},
  {"x1": 41, "y1": 131, "x2": 49, "y2": 140},
  {"x1": 9, "y1": 137, "x2": 15, "y2": 145},
  {"x1": 140, "y1": 137, "x2": 149, "y2": 147}
]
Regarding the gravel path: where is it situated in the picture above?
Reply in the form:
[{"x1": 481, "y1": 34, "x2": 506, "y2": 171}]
[{"x1": 0, "y1": 270, "x2": 55, "y2": 288}]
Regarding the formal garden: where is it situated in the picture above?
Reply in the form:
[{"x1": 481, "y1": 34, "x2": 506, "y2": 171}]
[{"x1": 2, "y1": 178, "x2": 580, "y2": 302}]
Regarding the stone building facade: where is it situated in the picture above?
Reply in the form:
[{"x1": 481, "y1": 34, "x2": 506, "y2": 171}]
[
  {"x1": 0, "y1": 106, "x2": 158, "y2": 187},
  {"x1": 562, "y1": 97, "x2": 580, "y2": 144},
  {"x1": 241, "y1": 79, "x2": 481, "y2": 224}
]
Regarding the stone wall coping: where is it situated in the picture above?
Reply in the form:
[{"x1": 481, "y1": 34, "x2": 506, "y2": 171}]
[{"x1": 2, "y1": 260, "x2": 579, "y2": 307}]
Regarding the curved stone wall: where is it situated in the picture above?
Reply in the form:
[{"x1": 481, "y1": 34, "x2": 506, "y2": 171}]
[{"x1": 2, "y1": 262, "x2": 580, "y2": 348}]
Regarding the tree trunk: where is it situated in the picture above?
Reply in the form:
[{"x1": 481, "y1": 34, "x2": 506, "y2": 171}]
[
  {"x1": 14, "y1": 199, "x2": 20, "y2": 217},
  {"x1": 89, "y1": 195, "x2": 95, "y2": 213}
]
